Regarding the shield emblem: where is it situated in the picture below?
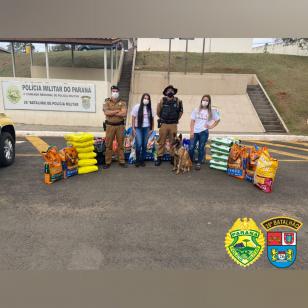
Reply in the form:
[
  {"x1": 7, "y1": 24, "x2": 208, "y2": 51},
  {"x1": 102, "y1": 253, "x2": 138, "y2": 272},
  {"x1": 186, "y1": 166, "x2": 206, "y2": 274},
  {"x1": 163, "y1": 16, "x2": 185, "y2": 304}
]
[
  {"x1": 267, "y1": 232, "x2": 297, "y2": 268},
  {"x1": 228, "y1": 233, "x2": 262, "y2": 266},
  {"x1": 225, "y1": 218, "x2": 265, "y2": 267},
  {"x1": 284, "y1": 233, "x2": 295, "y2": 245}
]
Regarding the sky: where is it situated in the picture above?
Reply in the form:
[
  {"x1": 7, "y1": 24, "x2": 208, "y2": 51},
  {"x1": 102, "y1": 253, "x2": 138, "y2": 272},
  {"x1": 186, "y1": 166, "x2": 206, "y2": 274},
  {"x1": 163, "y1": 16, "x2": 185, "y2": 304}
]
[
  {"x1": 0, "y1": 38, "x2": 277, "y2": 52},
  {"x1": 252, "y1": 38, "x2": 276, "y2": 47}
]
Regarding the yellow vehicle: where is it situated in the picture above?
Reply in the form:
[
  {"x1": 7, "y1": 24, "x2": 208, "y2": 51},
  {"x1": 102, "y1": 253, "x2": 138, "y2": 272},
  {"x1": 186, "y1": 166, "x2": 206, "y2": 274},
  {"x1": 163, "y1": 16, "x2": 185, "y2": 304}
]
[{"x1": 0, "y1": 113, "x2": 15, "y2": 166}]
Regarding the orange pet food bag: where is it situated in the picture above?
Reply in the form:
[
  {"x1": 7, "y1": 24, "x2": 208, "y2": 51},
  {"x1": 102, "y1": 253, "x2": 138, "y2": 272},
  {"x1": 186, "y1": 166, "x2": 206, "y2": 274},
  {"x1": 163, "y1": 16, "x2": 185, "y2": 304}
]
[
  {"x1": 227, "y1": 144, "x2": 248, "y2": 179},
  {"x1": 245, "y1": 145, "x2": 265, "y2": 182},
  {"x1": 42, "y1": 146, "x2": 64, "y2": 184}
]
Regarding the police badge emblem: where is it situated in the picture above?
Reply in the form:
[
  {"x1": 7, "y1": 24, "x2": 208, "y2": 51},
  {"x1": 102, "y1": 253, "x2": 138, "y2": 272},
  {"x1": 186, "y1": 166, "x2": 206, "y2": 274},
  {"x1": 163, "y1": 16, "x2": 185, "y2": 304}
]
[
  {"x1": 225, "y1": 218, "x2": 265, "y2": 267},
  {"x1": 261, "y1": 216, "x2": 303, "y2": 268}
]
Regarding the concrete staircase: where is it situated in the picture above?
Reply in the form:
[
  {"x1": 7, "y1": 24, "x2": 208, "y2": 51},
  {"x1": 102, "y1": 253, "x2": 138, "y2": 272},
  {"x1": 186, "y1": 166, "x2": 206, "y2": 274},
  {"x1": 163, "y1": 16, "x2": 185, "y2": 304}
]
[
  {"x1": 117, "y1": 48, "x2": 134, "y2": 102},
  {"x1": 247, "y1": 85, "x2": 286, "y2": 133}
]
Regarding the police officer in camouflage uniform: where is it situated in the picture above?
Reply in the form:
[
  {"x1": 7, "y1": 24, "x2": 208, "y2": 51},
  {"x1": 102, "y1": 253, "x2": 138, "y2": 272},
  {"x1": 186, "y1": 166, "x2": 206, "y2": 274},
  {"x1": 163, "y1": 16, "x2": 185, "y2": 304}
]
[
  {"x1": 155, "y1": 85, "x2": 183, "y2": 166},
  {"x1": 103, "y1": 85, "x2": 127, "y2": 168}
]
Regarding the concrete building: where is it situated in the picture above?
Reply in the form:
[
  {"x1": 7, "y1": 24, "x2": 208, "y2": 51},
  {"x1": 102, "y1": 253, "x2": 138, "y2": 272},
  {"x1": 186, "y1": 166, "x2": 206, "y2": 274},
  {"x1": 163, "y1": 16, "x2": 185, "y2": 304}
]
[
  {"x1": 0, "y1": 38, "x2": 128, "y2": 127},
  {"x1": 0, "y1": 37, "x2": 287, "y2": 133},
  {"x1": 137, "y1": 38, "x2": 253, "y2": 53}
]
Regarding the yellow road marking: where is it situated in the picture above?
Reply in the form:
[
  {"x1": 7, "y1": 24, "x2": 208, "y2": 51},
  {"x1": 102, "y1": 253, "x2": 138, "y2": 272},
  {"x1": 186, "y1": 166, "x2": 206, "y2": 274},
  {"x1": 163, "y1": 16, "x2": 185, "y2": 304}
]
[
  {"x1": 243, "y1": 145, "x2": 308, "y2": 160},
  {"x1": 292, "y1": 141, "x2": 308, "y2": 147},
  {"x1": 279, "y1": 159, "x2": 308, "y2": 162},
  {"x1": 25, "y1": 136, "x2": 49, "y2": 153},
  {"x1": 247, "y1": 140, "x2": 308, "y2": 153}
]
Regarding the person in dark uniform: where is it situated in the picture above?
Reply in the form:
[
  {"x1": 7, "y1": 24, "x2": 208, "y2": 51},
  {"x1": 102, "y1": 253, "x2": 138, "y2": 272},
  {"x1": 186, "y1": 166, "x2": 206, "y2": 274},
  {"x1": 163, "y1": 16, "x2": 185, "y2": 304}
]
[
  {"x1": 155, "y1": 85, "x2": 183, "y2": 166},
  {"x1": 103, "y1": 85, "x2": 127, "y2": 168}
]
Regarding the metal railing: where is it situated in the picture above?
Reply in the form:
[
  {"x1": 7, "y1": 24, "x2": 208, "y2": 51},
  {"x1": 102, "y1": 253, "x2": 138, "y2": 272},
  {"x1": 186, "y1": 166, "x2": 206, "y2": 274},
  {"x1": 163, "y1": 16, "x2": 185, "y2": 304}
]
[
  {"x1": 128, "y1": 45, "x2": 137, "y2": 107},
  {"x1": 114, "y1": 47, "x2": 125, "y2": 85},
  {"x1": 125, "y1": 45, "x2": 137, "y2": 128},
  {"x1": 254, "y1": 74, "x2": 289, "y2": 133}
]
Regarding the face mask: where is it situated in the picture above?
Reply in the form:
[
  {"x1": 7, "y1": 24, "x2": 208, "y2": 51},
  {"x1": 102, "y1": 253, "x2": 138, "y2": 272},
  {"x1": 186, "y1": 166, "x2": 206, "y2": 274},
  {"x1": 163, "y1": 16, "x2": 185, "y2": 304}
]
[
  {"x1": 201, "y1": 100, "x2": 209, "y2": 107},
  {"x1": 143, "y1": 99, "x2": 149, "y2": 105},
  {"x1": 167, "y1": 92, "x2": 174, "y2": 98},
  {"x1": 111, "y1": 92, "x2": 119, "y2": 99}
]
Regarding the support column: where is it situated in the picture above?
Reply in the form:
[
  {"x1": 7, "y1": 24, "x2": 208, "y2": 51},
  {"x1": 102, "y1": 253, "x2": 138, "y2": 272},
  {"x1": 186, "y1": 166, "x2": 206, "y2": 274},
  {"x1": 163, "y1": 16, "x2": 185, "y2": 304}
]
[
  {"x1": 11, "y1": 42, "x2": 16, "y2": 77},
  {"x1": 184, "y1": 39, "x2": 188, "y2": 74},
  {"x1": 45, "y1": 43, "x2": 49, "y2": 79},
  {"x1": 104, "y1": 47, "x2": 109, "y2": 95},
  {"x1": 29, "y1": 43, "x2": 33, "y2": 67},
  {"x1": 111, "y1": 47, "x2": 114, "y2": 84},
  {"x1": 104, "y1": 47, "x2": 108, "y2": 82},
  {"x1": 71, "y1": 44, "x2": 75, "y2": 67},
  {"x1": 115, "y1": 46, "x2": 118, "y2": 70},
  {"x1": 200, "y1": 38, "x2": 205, "y2": 75},
  {"x1": 168, "y1": 38, "x2": 172, "y2": 84}
]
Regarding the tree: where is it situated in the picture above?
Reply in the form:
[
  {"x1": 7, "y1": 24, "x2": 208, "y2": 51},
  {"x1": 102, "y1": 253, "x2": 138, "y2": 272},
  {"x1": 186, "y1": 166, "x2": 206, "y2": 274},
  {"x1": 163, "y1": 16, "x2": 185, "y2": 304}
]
[
  {"x1": 243, "y1": 239, "x2": 250, "y2": 247},
  {"x1": 280, "y1": 38, "x2": 308, "y2": 50},
  {"x1": 6, "y1": 42, "x2": 26, "y2": 53}
]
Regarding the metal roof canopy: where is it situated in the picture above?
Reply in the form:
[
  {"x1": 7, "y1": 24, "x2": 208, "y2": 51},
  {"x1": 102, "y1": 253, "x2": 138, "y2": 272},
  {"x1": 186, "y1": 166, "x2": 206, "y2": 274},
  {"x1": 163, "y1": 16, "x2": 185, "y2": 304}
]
[
  {"x1": 0, "y1": 38, "x2": 121, "y2": 46},
  {"x1": 2, "y1": 38, "x2": 122, "y2": 88}
]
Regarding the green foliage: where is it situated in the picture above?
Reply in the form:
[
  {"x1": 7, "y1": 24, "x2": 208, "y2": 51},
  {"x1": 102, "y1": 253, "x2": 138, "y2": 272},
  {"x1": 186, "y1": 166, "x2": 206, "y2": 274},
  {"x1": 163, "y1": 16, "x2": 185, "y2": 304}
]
[{"x1": 281, "y1": 38, "x2": 308, "y2": 49}]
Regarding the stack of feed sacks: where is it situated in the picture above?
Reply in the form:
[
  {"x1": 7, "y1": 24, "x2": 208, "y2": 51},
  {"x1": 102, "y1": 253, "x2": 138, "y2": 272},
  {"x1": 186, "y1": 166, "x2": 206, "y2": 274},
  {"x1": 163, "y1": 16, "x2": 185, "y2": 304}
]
[
  {"x1": 210, "y1": 137, "x2": 238, "y2": 171},
  {"x1": 65, "y1": 133, "x2": 98, "y2": 174}
]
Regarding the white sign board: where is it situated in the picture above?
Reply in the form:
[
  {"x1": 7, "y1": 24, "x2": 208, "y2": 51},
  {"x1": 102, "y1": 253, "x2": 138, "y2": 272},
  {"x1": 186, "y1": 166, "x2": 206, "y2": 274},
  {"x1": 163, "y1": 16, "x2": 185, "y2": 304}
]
[{"x1": 1, "y1": 80, "x2": 96, "y2": 113}]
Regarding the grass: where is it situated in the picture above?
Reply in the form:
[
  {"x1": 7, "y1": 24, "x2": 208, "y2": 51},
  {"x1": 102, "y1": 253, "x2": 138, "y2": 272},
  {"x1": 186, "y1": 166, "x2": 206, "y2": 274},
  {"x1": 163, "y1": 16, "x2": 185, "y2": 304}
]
[
  {"x1": 135, "y1": 51, "x2": 308, "y2": 134},
  {"x1": 1, "y1": 50, "x2": 308, "y2": 134},
  {"x1": 0, "y1": 49, "x2": 119, "y2": 77}
]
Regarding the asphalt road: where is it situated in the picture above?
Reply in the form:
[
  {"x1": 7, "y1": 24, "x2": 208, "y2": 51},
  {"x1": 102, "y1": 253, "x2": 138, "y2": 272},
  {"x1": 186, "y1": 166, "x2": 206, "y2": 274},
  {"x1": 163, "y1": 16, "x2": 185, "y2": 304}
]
[{"x1": 0, "y1": 137, "x2": 307, "y2": 270}]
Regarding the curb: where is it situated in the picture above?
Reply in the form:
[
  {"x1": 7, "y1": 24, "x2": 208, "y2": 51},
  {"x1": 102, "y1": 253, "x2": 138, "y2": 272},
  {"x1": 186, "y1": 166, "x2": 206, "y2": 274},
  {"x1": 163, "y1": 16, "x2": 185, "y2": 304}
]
[
  {"x1": 16, "y1": 131, "x2": 106, "y2": 137},
  {"x1": 206, "y1": 134, "x2": 308, "y2": 142},
  {"x1": 16, "y1": 130, "x2": 308, "y2": 141}
]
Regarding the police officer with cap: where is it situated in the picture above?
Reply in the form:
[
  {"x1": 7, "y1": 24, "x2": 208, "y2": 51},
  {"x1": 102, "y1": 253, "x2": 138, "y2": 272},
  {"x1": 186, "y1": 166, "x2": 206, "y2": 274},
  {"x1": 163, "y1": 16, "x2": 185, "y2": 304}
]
[
  {"x1": 155, "y1": 85, "x2": 183, "y2": 166},
  {"x1": 103, "y1": 85, "x2": 127, "y2": 168}
]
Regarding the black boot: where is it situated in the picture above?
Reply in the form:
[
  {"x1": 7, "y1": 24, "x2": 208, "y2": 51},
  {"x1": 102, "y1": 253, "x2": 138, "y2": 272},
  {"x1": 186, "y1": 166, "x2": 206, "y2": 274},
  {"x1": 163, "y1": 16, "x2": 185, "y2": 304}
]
[
  {"x1": 170, "y1": 156, "x2": 174, "y2": 165},
  {"x1": 135, "y1": 153, "x2": 140, "y2": 167},
  {"x1": 119, "y1": 162, "x2": 128, "y2": 168},
  {"x1": 155, "y1": 157, "x2": 162, "y2": 166}
]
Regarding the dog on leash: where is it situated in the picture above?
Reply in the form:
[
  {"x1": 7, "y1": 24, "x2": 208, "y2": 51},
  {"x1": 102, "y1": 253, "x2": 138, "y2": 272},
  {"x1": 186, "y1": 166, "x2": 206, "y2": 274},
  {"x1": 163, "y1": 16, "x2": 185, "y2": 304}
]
[{"x1": 171, "y1": 133, "x2": 193, "y2": 174}]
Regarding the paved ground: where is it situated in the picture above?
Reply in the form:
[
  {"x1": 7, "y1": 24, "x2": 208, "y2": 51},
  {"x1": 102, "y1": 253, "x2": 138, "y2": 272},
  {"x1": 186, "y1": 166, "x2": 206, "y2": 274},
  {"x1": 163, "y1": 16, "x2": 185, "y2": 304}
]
[
  {"x1": 129, "y1": 94, "x2": 265, "y2": 133},
  {"x1": 0, "y1": 137, "x2": 307, "y2": 270}
]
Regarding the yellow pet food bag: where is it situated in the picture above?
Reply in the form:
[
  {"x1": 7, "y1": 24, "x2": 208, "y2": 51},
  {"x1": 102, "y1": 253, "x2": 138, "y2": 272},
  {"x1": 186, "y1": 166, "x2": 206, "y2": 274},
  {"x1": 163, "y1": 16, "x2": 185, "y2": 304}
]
[
  {"x1": 78, "y1": 159, "x2": 97, "y2": 167},
  {"x1": 78, "y1": 165, "x2": 98, "y2": 174},
  {"x1": 78, "y1": 152, "x2": 97, "y2": 159},
  {"x1": 75, "y1": 145, "x2": 95, "y2": 153},
  {"x1": 67, "y1": 140, "x2": 94, "y2": 148},
  {"x1": 254, "y1": 148, "x2": 278, "y2": 193},
  {"x1": 64, "y1": 133, "x2": 94, "y2": 143}
]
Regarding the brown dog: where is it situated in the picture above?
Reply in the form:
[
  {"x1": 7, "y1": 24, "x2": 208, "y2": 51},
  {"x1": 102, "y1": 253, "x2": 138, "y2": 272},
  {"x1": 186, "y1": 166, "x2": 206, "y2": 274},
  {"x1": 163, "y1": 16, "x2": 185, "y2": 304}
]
[{"x1": 171, "y1": 133, "x2": 193, "y2": 174}]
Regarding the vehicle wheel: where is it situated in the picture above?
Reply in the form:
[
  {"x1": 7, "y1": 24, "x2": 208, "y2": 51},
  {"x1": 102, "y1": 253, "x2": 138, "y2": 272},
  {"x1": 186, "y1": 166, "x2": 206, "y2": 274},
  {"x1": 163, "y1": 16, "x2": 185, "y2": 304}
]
[{"x1": 0, "y1": 132, "x2": 15, "y2": 166}]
